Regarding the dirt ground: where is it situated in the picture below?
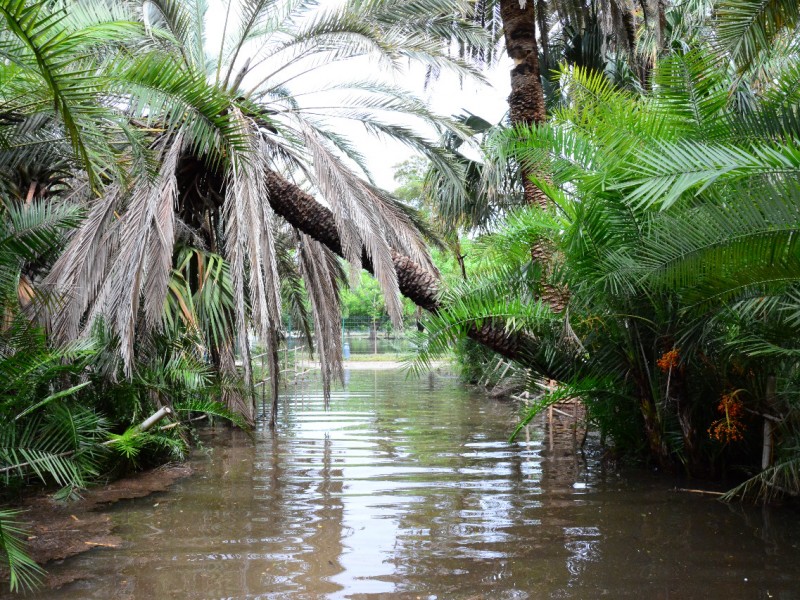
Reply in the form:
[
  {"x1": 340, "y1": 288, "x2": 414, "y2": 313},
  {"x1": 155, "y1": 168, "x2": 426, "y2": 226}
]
[{"x1": 1, "y1": 463, "x2": 192, "y2": 590}]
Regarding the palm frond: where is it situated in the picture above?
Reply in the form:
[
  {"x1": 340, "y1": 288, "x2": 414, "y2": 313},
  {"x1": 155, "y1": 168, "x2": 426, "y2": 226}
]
[
  {"x1": 617, "y1": 139, "x2": 800, "y2": 209},
  {"x1": 722, "y1": 453, "x2": 800, "y2": 502},
  {"x1": 0, "y1": 0, "x2": 141, "y2": 188},
  {"x1": 623, "y1": 184, "x2": 800, "y2": 302},
  {"x1": 717, "y1": 0, "x2": 800, "y2": 70},
  {"x1": 0, "y1": 509, "x2": 44, "y2": 592},
  {"x1": 297, "y1": 232, "x2": 343, "y2": 402},
  {"x1": 173, "y1": 397, "x2": 249, "y2": 430},
  {"x1": 108, "y1": 52, "x2": 250, "y2": 164},
  {"x1": 652, "y1": 50, "x2": 729, "y2": 138}
]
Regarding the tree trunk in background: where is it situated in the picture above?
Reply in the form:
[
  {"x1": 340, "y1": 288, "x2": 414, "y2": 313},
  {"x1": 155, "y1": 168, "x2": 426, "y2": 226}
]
[
  {"x1": 644, "y1": 0, "x2": 667, "y2": 51},
  {"x1": 537, "y1": 0, "x2": 550, "y2": 70},
  {"x1": 499, "y1": 0, "x2": 548, "y2": 209}
]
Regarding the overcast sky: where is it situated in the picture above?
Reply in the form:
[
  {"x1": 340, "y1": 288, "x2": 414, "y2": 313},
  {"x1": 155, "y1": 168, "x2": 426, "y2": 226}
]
[
  {"x1": 360, "y1": 64, "x2": 512, "y2": 189},
  {"x1": 204, "y1": 1, "x2": 511, "y2": 190}
]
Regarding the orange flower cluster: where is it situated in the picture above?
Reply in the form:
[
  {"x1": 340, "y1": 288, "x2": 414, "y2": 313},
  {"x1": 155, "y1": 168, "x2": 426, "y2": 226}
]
[
  {"x1": 656, "y1": 348, "x2": 680, "y2": 372},
  {"x1": 708, "y1": 390, "x2": 746, "y2": 443}
]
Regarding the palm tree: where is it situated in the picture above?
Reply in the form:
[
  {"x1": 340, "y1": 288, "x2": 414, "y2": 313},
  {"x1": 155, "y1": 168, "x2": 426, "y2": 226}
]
[
  {"x1": 31, "y1": 0, "x2": 492, "y2": 422},
  {"x1": 469, "y1": 0, "x2": 660, "y2": 206},
  {"x1": 415, "y1": 43, "x2": 800, "y2": 484}
]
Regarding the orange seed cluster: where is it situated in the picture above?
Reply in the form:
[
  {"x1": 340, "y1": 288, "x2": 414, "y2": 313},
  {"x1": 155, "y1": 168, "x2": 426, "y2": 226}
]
[
  {"x1": 657, "y1": 348, "x2": 681, "y2": 372},
  {"x1": 708, "y1": 390, "x2": 746, "y2": 443}
]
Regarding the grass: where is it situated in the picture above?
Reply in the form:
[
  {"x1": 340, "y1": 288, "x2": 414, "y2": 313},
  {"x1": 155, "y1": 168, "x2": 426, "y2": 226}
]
[{"x1": 343, "y1": 353, "x2": 411, "y2": 362}]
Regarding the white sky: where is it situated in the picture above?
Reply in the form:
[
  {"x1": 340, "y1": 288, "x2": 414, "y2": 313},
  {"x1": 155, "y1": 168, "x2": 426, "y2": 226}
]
[
  {"x1": 357, "y1": 64, "x2": 512, "y2": 188},
  {"x1": 204, "y1": 1, "x2": 511, "y2": 190}
]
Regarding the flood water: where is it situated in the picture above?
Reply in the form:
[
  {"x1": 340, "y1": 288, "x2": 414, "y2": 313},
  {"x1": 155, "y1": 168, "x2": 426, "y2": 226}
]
[{"x1": 29, "y1": 369, "x2": 800, "y2": 598}]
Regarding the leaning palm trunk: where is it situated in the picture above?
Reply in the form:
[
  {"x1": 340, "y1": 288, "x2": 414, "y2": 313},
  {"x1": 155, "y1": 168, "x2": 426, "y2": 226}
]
[{"x1": 262, "y1": 168, "x2": 532, "y2": 362}]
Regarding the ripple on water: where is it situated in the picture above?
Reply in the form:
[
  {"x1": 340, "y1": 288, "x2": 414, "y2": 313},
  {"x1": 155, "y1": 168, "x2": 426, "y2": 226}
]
[{"x1": 17, "y1": 369, "x2": 800, "y2": 600}]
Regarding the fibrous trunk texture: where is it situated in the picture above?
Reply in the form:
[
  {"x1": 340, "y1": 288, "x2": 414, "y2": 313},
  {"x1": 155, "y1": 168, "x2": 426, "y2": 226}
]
[
  {"x1": 500, "y1": 0, "x2": 568, "y2": 311},
  {"x1": 263, "y1": 168, "x2": 529, "y2": 361},
  {"x1": 499, "y1": 0, "x2": 549, "y2": 209}
]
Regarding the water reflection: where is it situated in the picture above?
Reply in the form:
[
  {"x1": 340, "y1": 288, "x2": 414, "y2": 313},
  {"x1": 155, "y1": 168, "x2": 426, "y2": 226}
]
[{"x1": 16, "y1": 369, "x2": 800, "y2": 599}]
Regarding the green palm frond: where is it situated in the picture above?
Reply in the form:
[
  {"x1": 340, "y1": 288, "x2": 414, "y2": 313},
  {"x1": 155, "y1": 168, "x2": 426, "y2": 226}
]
[
  {"x1": 472, "y1": 205, "x2": 566, "y2": 268},
  {"x1": 109, "y1": 53, "x2": 250, "y2": 164},
  {"x1": 173, "y1": 398, "x2": 249, "y2": 430},
  {"x1": 0, "y1": 405, "x2": 109, "y2": 488},
  {"x1": 0, "y1": 509, "x2": 44, "y2": 592},
  {"x1": 107, "y1": 427, "x2": 183, "y2": 461},
  {"x1": 617, "y1": 139, "x2": 800, "y2": 209},
  {"x1": 497, "y1": 122, "x2": 602, "y2": 189},
  {"x1": 717, "y1": 0, "x2": 800, "y2": 70},
  {"x1": 652, "y1": 50, "x2": 729, "y2": 138},
  {"x1": 166, "y1": 247, "x2": 236, "y2": 351},
  {"x1": 0, "y1": 199, "x2": 82, "y2": 263},
  {"x1": 623, "y1": 183, "x2": 800, "y2": 300},
  {"x1": 0, "y1": 0, "x2": 141, "y2": 188},
  {"x1": 411, "y1": 266, "x2": 563, "y2": 377}
]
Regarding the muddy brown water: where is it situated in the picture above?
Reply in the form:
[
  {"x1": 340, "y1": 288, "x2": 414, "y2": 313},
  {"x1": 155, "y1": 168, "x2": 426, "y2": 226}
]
[{"x1": 20, "y1": 369, "x2": 800, "y2": 599}]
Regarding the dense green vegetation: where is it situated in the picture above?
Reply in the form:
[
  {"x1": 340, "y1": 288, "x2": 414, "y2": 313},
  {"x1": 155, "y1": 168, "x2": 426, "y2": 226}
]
[
  {"x1": 0, "y1": 0, "x2": 484, "y2": 590},
  {"x1": 415, "y1": 1, "x2": 800, "y2": 500},
  {"x1": 1, "y1": 0, "x2": 799, "y2": 592}
]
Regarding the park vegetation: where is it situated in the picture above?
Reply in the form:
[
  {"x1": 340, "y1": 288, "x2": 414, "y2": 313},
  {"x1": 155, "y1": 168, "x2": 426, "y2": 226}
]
[{"x1": 0, "y1": 0, "x2": 798, "y2": 592}]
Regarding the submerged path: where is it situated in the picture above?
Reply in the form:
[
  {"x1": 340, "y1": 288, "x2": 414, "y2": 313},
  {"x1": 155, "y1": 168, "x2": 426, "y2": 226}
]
[{"x1": 15, "y1": 369, "x2": 800, "y2": 599}]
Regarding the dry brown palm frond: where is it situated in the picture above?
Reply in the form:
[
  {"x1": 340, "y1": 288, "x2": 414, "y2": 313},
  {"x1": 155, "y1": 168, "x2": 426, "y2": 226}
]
[
  {"x1": 44, "y1": 185, "x2": 122, "y2": 343},
  {"x1": 105, "y1": 135, "x2": 182, "y2": 371},
  {"x1": 45, "y1": 136, "x2": 183, "y2": 372},
  {"x1": 226, "y1": 110, "x2": 282, "y2": 341},
  {"x1": 299, "y1": 126, "x2": 427, "y2": 327},
  {"x1": 297, "y1": 232, "x2": 343, "y2": 403},
  {"x1": 218, "y1": 338, "x2": 254, "y2": 423},
  {"x1": 225, "y1": 109, "x2": 285, "y2": 415},
  {"x1": 302, "y1": 124, "x2": 436, "y2": 271}
]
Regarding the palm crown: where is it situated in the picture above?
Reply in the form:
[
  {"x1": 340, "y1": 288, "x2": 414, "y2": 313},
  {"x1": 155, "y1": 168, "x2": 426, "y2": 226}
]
[{"x1": 0, "y1": 0, "x2": 492, "y2": 420}]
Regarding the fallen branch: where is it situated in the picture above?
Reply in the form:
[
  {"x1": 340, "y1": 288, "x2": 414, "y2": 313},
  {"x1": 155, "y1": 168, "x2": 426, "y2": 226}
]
[
  {"x1": 158, "y1": 414, "x2": 207, "y2": 431},
  {"x1": 84, "y1": 541, "x2": 119, "y2": 548},
  {"x1": 0, "y1": 408, "x2": 174, "y2": 476},
  {"x1": 137, "y1": 407, "x2": 173, "y2": 433},
  {"x1": 674, "y1": 487, "x2": 724, "y2": 496}
]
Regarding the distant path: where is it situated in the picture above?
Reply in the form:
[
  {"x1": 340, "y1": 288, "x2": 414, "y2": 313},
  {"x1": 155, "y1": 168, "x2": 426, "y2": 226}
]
[{"x1": 297, "y1": 359, "x2": 447, "y2": 371}]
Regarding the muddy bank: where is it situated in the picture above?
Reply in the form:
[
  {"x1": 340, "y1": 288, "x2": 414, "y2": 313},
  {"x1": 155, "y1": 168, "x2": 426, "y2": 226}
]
[{"x1": 1, "y1": 463, "x2": 192, "y2": 591}]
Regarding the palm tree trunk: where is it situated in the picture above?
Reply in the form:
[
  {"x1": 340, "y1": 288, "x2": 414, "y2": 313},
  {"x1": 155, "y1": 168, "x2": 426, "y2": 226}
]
[
  {"x1": 263, "y1": 168, "x2": 531, "y2": 362},
  {"x1": 499, "y1": 0, "x2": 549, "y2": 209},
  {"x1": 499, "y1": 0, "x2": 568, "y2": 310}
]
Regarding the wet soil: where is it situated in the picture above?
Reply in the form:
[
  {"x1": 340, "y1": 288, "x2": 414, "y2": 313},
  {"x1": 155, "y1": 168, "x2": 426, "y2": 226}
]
[{"x1": 1, "y1": 463, "x2": 192, "y2": 590}]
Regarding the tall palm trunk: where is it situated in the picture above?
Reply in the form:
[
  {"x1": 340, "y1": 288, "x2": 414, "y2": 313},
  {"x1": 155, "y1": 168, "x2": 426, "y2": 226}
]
[
  {"x1": 499, "y1": 0, "x2": 548, "y2": 209},
  {"x1": 500, "y1": 0, "x2": 566, "y2": 310}
]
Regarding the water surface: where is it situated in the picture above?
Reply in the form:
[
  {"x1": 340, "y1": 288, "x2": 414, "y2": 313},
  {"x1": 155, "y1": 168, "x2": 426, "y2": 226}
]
[{"x1": 29, "y1": 370, "x2": 800, "y2": 598}]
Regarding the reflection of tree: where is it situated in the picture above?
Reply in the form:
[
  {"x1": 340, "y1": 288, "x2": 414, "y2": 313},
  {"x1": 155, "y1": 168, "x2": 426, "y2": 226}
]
[
  {"x1": 382, "y1": 389, "x2": 546, "y2": 596},
  {"x1": 297, "y1": 433, "x2": 345, "y2": 595},
  {"x1": 377, "y1": 379, "x2": 607, "y2": 598},
  {"x1": 55, "y1": 371, "x2": 800, "y2": 599}
]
